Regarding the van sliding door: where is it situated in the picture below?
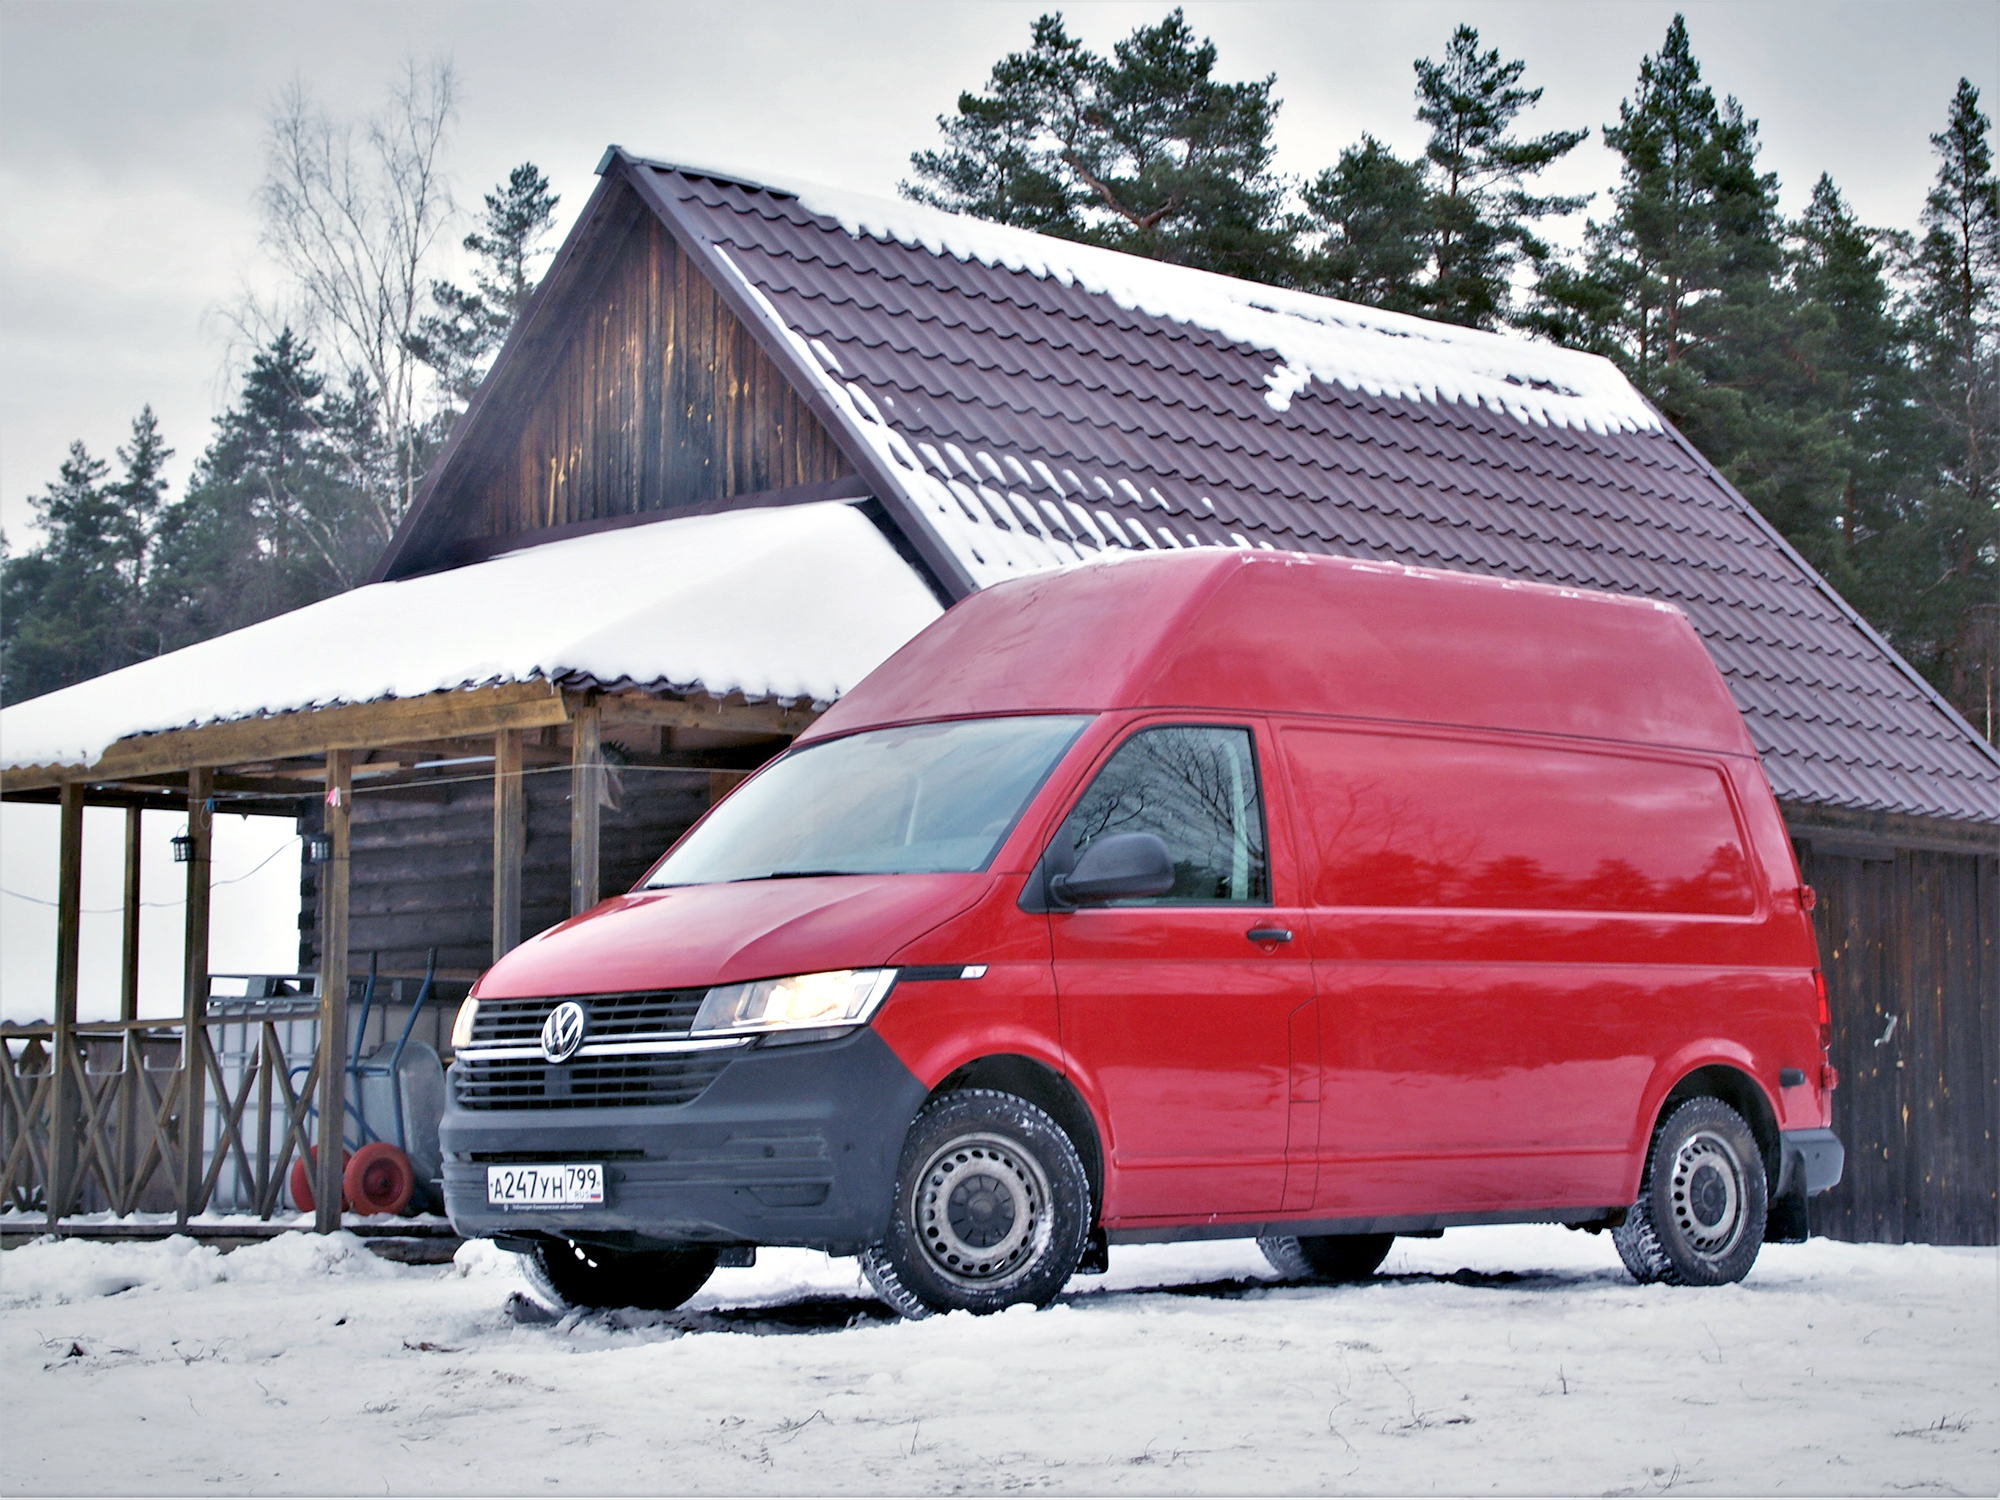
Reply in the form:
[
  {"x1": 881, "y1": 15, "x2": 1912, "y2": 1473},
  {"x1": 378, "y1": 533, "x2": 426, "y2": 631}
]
[{"x1": 1282, "y1": 723, "x2": 1762, "y2": 1218}]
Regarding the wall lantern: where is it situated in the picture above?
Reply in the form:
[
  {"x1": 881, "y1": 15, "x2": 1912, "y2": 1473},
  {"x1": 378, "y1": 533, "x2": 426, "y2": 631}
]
[
  {"x1": 170, "y1": 831, "x2": 194, "y2": 864},
  {"x1": 302, "y1": 832, "x2": 333, "y2": 865}
]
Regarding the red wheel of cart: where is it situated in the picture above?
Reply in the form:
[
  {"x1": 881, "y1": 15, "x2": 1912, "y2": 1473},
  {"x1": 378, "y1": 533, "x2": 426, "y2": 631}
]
[
  {"x1": 344, "y1": 1141, "x2": 417, "y2": 1216},
  {"x1": 288, "y1": 1148, "x2": 352, "y2": 1212}
]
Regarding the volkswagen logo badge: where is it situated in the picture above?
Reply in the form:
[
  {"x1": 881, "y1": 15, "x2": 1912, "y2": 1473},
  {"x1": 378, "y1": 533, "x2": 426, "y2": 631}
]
[{"x1": 540, "y1": 1001, "x2": 587, "y2": 1064}]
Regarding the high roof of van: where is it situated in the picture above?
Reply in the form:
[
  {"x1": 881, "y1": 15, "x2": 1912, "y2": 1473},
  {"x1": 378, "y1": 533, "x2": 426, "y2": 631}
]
[{"x1": 803, "y1": 550, "x2": 1756, "y2": 758}]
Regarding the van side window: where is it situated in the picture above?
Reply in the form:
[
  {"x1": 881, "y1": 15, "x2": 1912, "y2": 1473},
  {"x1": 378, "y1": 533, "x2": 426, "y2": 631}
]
[
  {"x1": 1283, "y1": 727, "x2": 1755, "y2": 916},
  {"x1": 1059, "y1": 726, "x2": 1269, "y2": 904}
]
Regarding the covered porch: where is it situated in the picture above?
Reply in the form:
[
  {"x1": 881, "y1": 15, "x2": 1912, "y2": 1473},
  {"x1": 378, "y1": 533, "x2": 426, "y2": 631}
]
[{"x1": 0, "y1": 502, "x2": 941, "y2": 1243}]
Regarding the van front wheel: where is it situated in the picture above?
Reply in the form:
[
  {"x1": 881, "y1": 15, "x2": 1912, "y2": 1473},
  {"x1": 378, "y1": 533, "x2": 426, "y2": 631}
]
[
  {"x1": 862, "y1": 1088, "x2": 1091, "y2": 1318},
  {"x1": 1614, "y1": 1096, "x2": 1767, "y2": 1286}
]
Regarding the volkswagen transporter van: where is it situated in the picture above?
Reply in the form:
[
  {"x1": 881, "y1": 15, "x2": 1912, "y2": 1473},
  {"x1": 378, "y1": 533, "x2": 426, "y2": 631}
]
[{"x1": 442, "y1": 551, "x2": 1843, "y2": 1316}]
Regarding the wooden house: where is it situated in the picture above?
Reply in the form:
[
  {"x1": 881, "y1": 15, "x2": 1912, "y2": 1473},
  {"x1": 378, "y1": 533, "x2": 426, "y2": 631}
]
[{"x1": 3, "y1": 149, "x2": 1994, "y2": 1244}]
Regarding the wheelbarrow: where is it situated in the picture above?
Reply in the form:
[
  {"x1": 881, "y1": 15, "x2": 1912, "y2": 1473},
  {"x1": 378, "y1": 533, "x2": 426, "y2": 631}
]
[{"x1": 288, "y1": 950, "x2": 447, "y2": 1216}]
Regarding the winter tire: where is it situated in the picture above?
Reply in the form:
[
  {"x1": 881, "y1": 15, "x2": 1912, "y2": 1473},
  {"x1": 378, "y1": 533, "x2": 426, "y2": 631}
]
[
  {"x1": 523, "y1": 1239, "x2": 719, "y2": 1312},
  {"x1": 1258, "y1": 1232, "x2": 1394, "y2": 1283},
  {"x1": 861, "y1": 1088, "x2": 1090, "y2": 1318},
  {"x1": 1614, "y1": 1096, "x2": 1767, "y2": 1287}
]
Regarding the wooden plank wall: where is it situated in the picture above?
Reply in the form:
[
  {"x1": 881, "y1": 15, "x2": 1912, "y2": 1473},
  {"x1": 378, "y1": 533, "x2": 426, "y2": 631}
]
[
  {"x1": 299, "y1": 759, "x2": 712, "y2": 982},
  {"x1": 463, "y1": 210, "x2": 852, "y2": 542},
  {"x1": 1798, "y1": 840, "x2": 1998, "y2": 1244}
]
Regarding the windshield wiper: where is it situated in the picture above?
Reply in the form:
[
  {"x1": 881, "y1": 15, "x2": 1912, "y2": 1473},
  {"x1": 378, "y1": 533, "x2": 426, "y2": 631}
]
[{"x1": 745, "y1": 868, "x2": 863, "y2": 881}]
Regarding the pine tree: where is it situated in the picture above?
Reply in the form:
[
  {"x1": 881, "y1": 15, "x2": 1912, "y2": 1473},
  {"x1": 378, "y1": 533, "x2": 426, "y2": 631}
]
[
  {"x1": 1411, "y1": 25, "x2": 1588, "y2": 328},
  {"x1": 904, "y1": 9, "x2": 1297, "y2": 282},
  {"x1": 1551, "y1": 14, "x2": 1784, "y2": 407},
  {"x1": 111, "y1": 406, "x2": 173, "y2": 641},
  {"x1": 903, "y1": 13, "x2": 1097, "y2": 237},
  {"x1": 149, "y1": 329, "x2": 373, "y2": 649},
  {"x1": 410, "y1": 163, "x2": 561, "y2": 408},
  {"x1": 1791, "y1": 175, "x2": 1924, "y2": 616},
  {"x1": 1298, "y1": 137, "x2": 1431, "y2": 313},
  {"x1": 1527, "y1": 15, "x2": 1853, "y2": 574},
  {"x1": 1, "y1": 416, "x2": 172, "y2": 704},
  {"x1": 1905, "y1": 80, "x2": 2000, "y2": 736}
]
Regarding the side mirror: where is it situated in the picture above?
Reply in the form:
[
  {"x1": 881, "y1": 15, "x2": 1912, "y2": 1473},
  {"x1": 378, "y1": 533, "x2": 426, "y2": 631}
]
[{"x1": 1049, "y1": 832, "x2": 1175, "y2": 906}]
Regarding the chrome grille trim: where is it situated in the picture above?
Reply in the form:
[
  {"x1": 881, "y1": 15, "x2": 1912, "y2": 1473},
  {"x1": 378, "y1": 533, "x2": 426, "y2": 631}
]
[
  {"x1": 455, "y1": 1037, "x2": 751, "y2": 1061},
  {"x1": 469, "y1": 989, "x2": 708, "y2": 1046}
]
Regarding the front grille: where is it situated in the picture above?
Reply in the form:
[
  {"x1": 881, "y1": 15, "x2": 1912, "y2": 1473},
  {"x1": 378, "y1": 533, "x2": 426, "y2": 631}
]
[
  {"x1": 453, "y1": 1052, "x2": 732, "y2": 1111},
  {"x1": 471, "y1": 989, "x2": 707, "y2": 1045}
]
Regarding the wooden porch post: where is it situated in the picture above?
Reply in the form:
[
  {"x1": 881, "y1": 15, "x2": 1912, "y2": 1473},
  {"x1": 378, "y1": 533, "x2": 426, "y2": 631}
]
[
  {"x1": 45, "y1": 781, "x2": 85, "y2": 1230},
  {"x1": 178, "y1": 770, "x2": 213, "y2": 1224},
  {"x1": 120, "y1": 808, "x2": 142, "y2": 1021},
  {"x1": 493, "y1": 728, "x2": 524, "y2": 960},
  {"x1": 570, "y1": 700, "x2": 602, "y2": 917},
  {"x1": 314, "y1": 750, "x2": 352, "y2": 1232},
  {"x1": 116, "y1": 805, "x2": 142, "y2": 1202}
]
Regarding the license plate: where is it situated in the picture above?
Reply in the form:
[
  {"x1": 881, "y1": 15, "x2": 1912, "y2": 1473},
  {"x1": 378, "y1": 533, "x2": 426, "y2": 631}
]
[{"x1": 486, "y1": 1163, "x2": 604, "y2": 1208}]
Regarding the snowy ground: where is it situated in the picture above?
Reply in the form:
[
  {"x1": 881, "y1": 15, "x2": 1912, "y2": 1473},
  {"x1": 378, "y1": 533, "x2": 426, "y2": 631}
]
[{"x1": 2, "y1": 1226, "x2": 1993, "y2": 1496}]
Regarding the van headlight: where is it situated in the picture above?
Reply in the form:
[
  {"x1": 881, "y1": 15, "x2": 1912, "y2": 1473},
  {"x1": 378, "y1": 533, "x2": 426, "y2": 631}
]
[
  {"x1": 451, "y1": 994, "x2": 480, "y2": 1049},
  {"x1": 690, "y1": 969, "x2": 898, "y2": 1036}
]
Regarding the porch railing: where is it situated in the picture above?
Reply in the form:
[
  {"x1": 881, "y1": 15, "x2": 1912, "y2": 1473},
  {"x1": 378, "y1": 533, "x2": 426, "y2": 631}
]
[{"x1": 1, "y1": 976, "x2": 327, "y2": 1226}]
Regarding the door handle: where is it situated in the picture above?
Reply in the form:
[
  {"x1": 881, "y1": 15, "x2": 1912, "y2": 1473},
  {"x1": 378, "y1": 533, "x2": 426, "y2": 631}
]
[{"x1": 1246, "y1": 926, "x2": 1293, "y2": 944}]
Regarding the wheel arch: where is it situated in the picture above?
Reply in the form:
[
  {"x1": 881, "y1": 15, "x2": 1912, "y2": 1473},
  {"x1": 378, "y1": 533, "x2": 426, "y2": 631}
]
[
  {"x1": 930, "y1": 1054, "x2": 1105, "y2": 1221},
  {"x1": 1656, "y1": 1064, "x2": 1782, "y2": 1188}
]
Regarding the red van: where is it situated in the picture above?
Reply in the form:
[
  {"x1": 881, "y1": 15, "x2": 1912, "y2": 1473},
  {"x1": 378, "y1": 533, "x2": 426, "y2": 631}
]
[{"x1": 441, "y1": 551, "x2": 1842, "y2": 1316}]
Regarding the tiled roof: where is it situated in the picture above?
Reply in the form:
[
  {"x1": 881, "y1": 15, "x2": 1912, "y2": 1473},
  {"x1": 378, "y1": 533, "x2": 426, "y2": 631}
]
[{"x1": 644, "y1": 162, "x2": 2000, "y2": 828}]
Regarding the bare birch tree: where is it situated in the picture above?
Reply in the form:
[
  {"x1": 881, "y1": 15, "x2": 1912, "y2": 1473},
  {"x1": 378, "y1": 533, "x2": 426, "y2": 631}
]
[{"x1": 252, "y1": 59, "x2": 458, "y2": 542}]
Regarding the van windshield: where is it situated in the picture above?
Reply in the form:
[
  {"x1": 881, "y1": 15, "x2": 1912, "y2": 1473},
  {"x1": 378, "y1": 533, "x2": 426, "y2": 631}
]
[{"x1": 642, "y1": 715, "x2": 1091, "y2": 886}]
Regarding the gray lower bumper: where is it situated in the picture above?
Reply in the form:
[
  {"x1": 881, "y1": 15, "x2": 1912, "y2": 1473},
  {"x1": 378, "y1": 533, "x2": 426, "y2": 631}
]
[{"x1": 439, "y1": 1027, "x2": 929, "y2": 1253}]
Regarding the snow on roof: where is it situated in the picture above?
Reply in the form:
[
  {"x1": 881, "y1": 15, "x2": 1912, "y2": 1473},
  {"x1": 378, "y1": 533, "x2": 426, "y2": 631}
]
[
  {"x1": 0, "y1": 503, "x2": 942, "y2": 772},
  {"x1": 635, "y1": 161, "x2": 2000, "y2": 826},
  {"x1": 650, "y1": 155, "x2": 1659, "y2": 436}
]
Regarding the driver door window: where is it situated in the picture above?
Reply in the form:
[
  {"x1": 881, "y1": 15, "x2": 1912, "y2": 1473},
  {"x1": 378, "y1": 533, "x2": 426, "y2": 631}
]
[{"x1": 1056, "y1": 725, "x2": 1269, "y2": 904}]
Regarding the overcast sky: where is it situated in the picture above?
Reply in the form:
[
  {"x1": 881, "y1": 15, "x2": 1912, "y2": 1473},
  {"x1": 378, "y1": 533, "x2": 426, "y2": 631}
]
[
  {"x1": 2, "y1": 0, "x2": 1995, "y2": 544},
  {"x1": 1, "y1": 0, "x2": 1995, "y2": 1013}
]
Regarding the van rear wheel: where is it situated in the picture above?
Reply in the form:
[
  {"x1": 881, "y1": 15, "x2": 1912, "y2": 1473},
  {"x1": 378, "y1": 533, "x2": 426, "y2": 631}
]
[
  {"x1": 1614, "y1": 1097, "x2": 1767, "y2": 1286},
  {"x1": 524, "y1": 1239, "x2": 719, "y2": 1312},
  {"x1": 1258, "y1": 1232, "x2": 1395, "y2": 1283},
  {"x1": 862, "y1": 1088, "x2": 1090, "y2": 1318}
]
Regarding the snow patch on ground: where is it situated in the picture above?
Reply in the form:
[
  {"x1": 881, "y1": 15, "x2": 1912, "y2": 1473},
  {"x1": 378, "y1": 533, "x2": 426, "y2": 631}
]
[
  {"x1": 4, "y1": 1225, "x2": 1993, "y2": 1494},
  {"x1": 0, "y1": 1230, "x2": 411, "y2": 1309}
]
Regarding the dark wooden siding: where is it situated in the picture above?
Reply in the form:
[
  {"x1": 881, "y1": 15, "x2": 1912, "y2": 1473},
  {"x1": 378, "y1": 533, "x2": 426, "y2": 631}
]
[
  {"x1": 447, "y1": 205, "x2": 851, "y2": 546},
  {"x1": 300, "y1": 761, "x2": 712, "y2": 981},
  {"x1": 1796, "y1": 839, "x2": 1998, "y2": 1245}
]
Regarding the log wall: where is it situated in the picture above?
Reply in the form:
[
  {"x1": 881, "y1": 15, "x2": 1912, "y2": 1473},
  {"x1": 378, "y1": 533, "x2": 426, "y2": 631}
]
[
  {"x1": 299, "y1": 759, "x2": 712, "y2": 982},
  {"x1": 1795, "y1": 836, "x2": 1998, "y2": 1245}
]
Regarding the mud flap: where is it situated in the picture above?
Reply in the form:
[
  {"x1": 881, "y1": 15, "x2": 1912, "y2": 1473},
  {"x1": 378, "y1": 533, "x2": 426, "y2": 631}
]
[{"x1": 1765, "y1": 1184, "x2": 1810, "y2": 1244}]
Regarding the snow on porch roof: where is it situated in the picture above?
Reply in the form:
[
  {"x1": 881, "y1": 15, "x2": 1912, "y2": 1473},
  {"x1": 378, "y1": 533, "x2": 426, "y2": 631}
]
[{"x1": 0, "y1": 503, "x2": 943, "y2": 774}]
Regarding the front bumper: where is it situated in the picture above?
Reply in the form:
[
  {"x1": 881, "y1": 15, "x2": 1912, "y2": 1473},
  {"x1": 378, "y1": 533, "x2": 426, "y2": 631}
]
[{"x1": 440, "y1": 1027, "x2": 929, "y2": 1252}]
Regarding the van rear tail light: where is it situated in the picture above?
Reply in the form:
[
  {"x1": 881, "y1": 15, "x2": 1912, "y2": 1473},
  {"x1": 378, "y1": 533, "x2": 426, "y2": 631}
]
[
  {"x1": 1797, "y1": 884, "x2": 1817, "y2": 912},
  {"x1": 1821, "y1": 1063, "x2": 1840, "y2": 1091},
  {"x1": 1813, "y1": 969, "x2": 1831, "y2": 1052}
]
